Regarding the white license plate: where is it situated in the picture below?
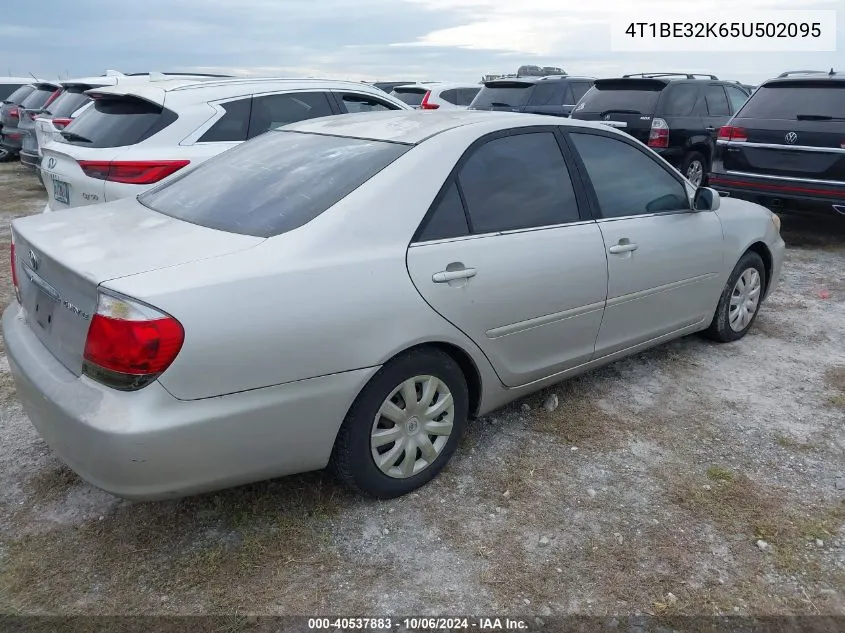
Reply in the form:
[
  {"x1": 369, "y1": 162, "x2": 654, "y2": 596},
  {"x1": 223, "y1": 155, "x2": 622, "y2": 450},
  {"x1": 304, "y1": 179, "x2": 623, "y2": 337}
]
[{"x1": 52, "y1": 177, "x2": 70, "y2": 204}]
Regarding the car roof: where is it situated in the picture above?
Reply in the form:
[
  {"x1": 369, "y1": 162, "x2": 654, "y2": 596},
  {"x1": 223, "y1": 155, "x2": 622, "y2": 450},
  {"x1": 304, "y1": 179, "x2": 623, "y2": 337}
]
[
  {"x1": 762, "y1": 74, "x2": 845, "y2": 86},
  {"x1": 393, "y1": 82, "x2": 480, "y2": 90},
  {"x1": 281, "y1": 109, "x2": 617, "y2": 145},
  {"x1": 484, "y1": 75, "x2": 594, "y2": 85},
  {"x1": 88, "y1": 77, "x2": 400, "y2": 106}
]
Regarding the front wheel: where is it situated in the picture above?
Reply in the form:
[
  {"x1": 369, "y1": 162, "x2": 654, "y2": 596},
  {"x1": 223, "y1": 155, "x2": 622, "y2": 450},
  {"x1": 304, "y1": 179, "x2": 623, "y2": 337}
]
[
  {"x1": 330, "y1": 348, "x2": 468, "y2": 498},
  {"x1": 705, "y1": 251, "x2": 766, "y2": 343}
]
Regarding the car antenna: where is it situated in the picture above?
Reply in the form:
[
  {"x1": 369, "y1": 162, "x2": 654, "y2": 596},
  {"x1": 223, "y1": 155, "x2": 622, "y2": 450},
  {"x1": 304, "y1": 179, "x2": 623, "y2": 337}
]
[{"x1": 29, "y1": 71, "x2": 38, "y2": 81}]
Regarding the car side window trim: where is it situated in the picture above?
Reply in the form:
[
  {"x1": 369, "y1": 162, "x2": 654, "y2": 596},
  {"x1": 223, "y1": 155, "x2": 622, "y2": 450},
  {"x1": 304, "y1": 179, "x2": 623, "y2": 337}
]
[
  {"x1": 560, "y1": 128, "x2": 694, "y2": 221},
  {"x1": 411, "y1": 126, "x2": 593, "y2": 245}
]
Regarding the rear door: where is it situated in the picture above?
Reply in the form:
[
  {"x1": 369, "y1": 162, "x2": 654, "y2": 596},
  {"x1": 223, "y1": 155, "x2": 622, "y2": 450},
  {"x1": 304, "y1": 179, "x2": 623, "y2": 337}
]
[
  {"x1": 567, "y1": 130, "x2": 724, "y2": 356},
  {"x1": 571, "y1": 79, "x2": 665, "y2": 143},
  {"x1": 246, "y1": 91, "x2": 335, "y2": 138},
  {"x1": 407, "y1": 128, "x2": 608, "y2": 387},
  {"x1": 702, "y1": 83, "x2": 733, "y2": 144},
  {"x1": 720, "y1": 80, "x2": 845, "y2": 182}
]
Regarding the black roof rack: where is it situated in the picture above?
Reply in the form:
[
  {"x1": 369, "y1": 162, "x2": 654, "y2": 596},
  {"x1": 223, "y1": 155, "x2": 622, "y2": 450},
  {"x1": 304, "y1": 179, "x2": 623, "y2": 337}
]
[
  {"x1": 777, "y1": 68, "x2": 836, "y2": 78},
  {"x1": 623, "y1": 72, "x2": 719, "y2": 80},
  {"x1": 125, "y1": 72, "x2": 235, "y2": 78}
]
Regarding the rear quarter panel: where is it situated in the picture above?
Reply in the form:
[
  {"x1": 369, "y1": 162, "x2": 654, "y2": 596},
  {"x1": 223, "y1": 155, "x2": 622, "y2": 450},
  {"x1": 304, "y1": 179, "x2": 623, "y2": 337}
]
[{"x1": 104, "y1": 131, "x2": 503, "y2": 402}]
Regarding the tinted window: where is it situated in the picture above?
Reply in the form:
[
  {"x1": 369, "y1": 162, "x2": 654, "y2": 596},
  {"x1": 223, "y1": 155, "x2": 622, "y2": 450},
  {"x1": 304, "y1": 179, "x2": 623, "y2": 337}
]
[
  {"x1": 737, "y1": 82, "x2": 844, "y2": 119},
  {"x1": 471, "y1": 83, "x2": 534, "y2": 108},
  {"x1": 440, "y1": 89, "x2": 459, "y2": 105},
  {"x1": 20, "y1": 87, "x2": 57, "y2": 110},
  {"x1": 391, "y1": 88, "x2": 426, "y2": 107},
  {"x1": 0, "y1": 84, "x2": 26, "y2": 101},
  {"x1": 528, "y1": 82, "x2": 566, "y2": 106},
  {"x1": 662, "y1": 84, "x2": 699, "y2": 116},
  {"x1": 139, "y1": 131, "x2": 409, "y2": 238},
  {"x1": 570, "y1": 82, "x2": 593, "y2": 102},
  {"x1": 571, "y1": 133, "x2": 689, "y2": 218},
  {"x1": 198, "y1": 98, "x2": 251, "y2": 142},
  {"x1": 58, "y1": 97, "x2": 177, "y2": 148},
  {"x1": 705, "y1": 85, "x2": 730, "y2": 116},
  {"x1": 4, "y1": 85, "x2": 34, "y2": 104},
  {"x1": 574, "y1": 81, "x2": 662, "y2": 114},
  {"x1": 724, "y1": 86, "x2": 749, "y2": 113},
  {"x1": 417, "y1": 182, "x2": 469, "y2": 241},
  {"x1": 46, "y1": 89, "x2": 92, "y2": 118},
  {"x1": 459, "y1": 88, "x2": 480, "y2": 105},
  {"x1": 458, "y1": 132, "x2": 579, "y2": 233},
  {"x1": 247, "y1": 91, "x2": 334, "y2": 138},
  {"x1": 340, "y1": 94, "x2": 399, "y2": 113}
]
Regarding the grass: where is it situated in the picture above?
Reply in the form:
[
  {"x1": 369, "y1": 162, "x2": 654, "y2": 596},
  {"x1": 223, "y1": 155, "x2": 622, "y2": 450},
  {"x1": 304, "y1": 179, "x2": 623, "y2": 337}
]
[{"x1": 706, "y1": 466, "x2": 735, "y2": 482}]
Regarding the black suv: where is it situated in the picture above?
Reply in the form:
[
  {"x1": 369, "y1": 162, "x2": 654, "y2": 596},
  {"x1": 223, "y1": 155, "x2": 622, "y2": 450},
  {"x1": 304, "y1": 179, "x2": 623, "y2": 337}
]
[
  {"x1": 570, "y1": 73, "x2": 750, "y2": 187},
  {"x1": 709, "y1": 70, "x2": 844, "y2": 217},
  {"x1": 468, "y1": 75, "x2": 595, "y2": 117}
]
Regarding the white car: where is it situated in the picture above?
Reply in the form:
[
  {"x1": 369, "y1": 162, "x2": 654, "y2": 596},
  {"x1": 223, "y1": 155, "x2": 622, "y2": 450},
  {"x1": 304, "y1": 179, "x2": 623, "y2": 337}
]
[
  {"x1": 39, "y1": 77, "x2": 411, "y2": 211},
  {"x1": 30, "y1": 72, "x2": 231, "y2": 169},
  {"x1": 390, "y1": 82, "x2": 481, "y2": 110}
]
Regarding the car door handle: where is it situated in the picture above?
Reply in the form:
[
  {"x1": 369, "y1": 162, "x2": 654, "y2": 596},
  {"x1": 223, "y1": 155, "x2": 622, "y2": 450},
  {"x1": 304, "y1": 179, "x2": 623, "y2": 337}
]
[
  {"x1": 432, "y1": 268, "x2": 477, "y2": 283},
  {"x1": 608, "y1": 243, "x2": 639, "y2": 254},
  {"x1": 706, "y1": 126, "x2": 716, "y2": 131}
]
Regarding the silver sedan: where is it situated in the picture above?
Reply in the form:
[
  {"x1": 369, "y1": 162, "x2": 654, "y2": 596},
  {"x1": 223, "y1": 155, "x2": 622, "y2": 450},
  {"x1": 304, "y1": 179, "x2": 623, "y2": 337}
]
[{"x1": 3, "y1": 110, "x2": 785, "y2": 499}]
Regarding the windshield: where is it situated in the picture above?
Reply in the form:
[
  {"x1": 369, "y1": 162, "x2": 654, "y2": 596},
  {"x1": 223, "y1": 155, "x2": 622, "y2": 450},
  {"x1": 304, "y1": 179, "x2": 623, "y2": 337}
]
[
  {"x1": 471, "y1": 82, "x2": 534, "y2": 108},
  {"x1": 737, "y1": 82, "x2": 845, "y2": 119},
  {"x1": 4, "y1": 85, "x2": 35, "y2": 104},
  {"x1": 19, "y1": 87, "x2": 58, "y2": 110},
  {"x1": 139, "y1": 131, "x2": 410, "y2": 238}
]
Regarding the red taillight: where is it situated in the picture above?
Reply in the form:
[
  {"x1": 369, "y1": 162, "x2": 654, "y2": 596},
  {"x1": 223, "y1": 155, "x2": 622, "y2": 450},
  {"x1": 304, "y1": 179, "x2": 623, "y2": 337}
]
[
  {"x1": 10, "y1": 239, "x2": 20, "y2": 304},
  {"x1": 420, "y1": 91, "x2": 439, "y2": 110},
  {"x1": 83, "y1": 292, "x2": 184, "y2": 390},
  {"x1": 78, "y1": 160, "x2": 190, "y2": 185},
  {"x1": 648, "y1": 117, "x2": 669, "y2": 148},
  {"x1": 51, "y1": 118, "x2": 72, "y2": 130},
  {"x1": 9, "y1": 106, "x2": 19, "y2": 119},
  {"x1": 718, "y1": 125, "x2": 747, "y2": 142},
  {"x1": 43, "y1": 89, "x2": 61, "y2": 108}
]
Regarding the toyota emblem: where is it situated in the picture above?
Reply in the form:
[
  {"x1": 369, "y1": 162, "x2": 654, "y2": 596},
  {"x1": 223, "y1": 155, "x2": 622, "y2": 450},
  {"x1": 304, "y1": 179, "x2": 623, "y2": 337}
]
[
  {"x1": 29, "y1": 250, "x2": 39, "y2": 271},
  {"x1": 785, "y1": 132, "x2": 799, "y2": 145},
  {"x1": 46, "y1": 157, "x2": 56, "y2": 169}
]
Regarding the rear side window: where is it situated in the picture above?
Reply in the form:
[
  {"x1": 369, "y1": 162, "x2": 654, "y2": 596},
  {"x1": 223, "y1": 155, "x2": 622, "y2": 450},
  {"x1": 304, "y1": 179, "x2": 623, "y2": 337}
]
[
  {"x1": 46, "y1": 89, "x2": 93, "y2": 118},
  {"x1": 570, "y1": 82, "x2": 593, "y2": 102},
  {"x1": 247, "y1": 91, "x2": 334, "y2": 138},
  {"x1": 705, "y1": 85, "x2": 730, "y2": 116},
  {"x1": 0, "y1": 84, "x2": 25, "y2": 101},
  {"x1": 339, "y1": 94, "x2": 400, "y2": 113},
  {"x1": 416, "y1": 182, "x2": 469, "y2": 242},
  {"x1": 737, "y1": 82, "x2": 845, "y2": 119},
  {"x1": 5, "y1": 85, "x2": 34, "y2": 104},
  {"x1": 459, "y1": 88, "x2": 480, "y2": 105},
  {"x1": 662, "y1": 84, "x2": 699, "y2": 116},
  {"x1": 575, "y1": 81, "x2": 662, "y2": 114},
  {"x1": 457, "y1": 132, "x2": 580, "y2": 233},
  {"x1": 138, "y1": 131, "x2": 410, "y2": 238},
  {"x1": 198, "y1": 98, "x2": 251, "y2": 142},
  {"x1": 391, "y1": 88, "x2": 427, "y2": 107},
  {"x1": 20, "y1": 87, "x2": 57, "y2": 110},
  {"x1": 440, "y1": 89, "x2": 459, "y2": 105},
  {"x1": 58, "y1": 97, "x2": 177, "y2": 148},
  {"x1": 472, "y1": 83, "x2": 534, "y2": 108}
]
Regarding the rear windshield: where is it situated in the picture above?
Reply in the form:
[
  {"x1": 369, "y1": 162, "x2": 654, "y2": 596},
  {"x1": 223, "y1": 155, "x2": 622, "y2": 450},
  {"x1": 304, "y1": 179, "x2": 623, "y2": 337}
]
[
  {"x1": 45, "y1": 88, "x2": 93, "y2": 118},
  {"x1": 138, "y1": 131, "x2": 410, "y2": 238},
  {"x1": 736, "y1": 82, "x2": 845, "y2": 120},
  {"x1": 19, "y1": 87, "x2": 58, "y2": 110},
  {"x1": 4, "y1": 85, "x2": 35, "y2": 104},
  {"x1": 390, "y1": 87, "x2": 427, "y2": 106},
  {"x1": 0, "y1": 84, "x2": 26, "y2": 101},
  {"x1": 58, "y1": 97, "x2": 177, "y2": 148},
  {"x1": 471, "y1": 82, "x2": 535, "y2": 108},
  {"x1": 575, "y1": 80, "x2": 663, "y2": 114}
]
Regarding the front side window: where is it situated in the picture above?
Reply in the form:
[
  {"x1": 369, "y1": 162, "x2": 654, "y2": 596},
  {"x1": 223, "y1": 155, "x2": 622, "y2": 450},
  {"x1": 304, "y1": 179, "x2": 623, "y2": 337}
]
[
  {"x1": 247, "y1": 91, "x2": 334, "y2": 138},
  {"x1": 457, "y1": 132, "x2": 580, "y2": 234},
  {"x1": 570, "y1": 132, "x2": 689, "y2": 218}
]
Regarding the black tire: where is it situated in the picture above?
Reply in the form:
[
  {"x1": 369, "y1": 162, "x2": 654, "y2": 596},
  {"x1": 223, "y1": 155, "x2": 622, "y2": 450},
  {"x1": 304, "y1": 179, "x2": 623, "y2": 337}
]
[
  {"x1": 705, "y1": 250, "x2": 766, "y2": 343},
  {"x1": 330, "y1": 348, "x2": 469, "y2": 498},
  {"x1": 0, "y1": 148, "x2": 15, "y2": 163},
  {"x1": 680, "y1": 150, "x2": 708, "y2": 188}
]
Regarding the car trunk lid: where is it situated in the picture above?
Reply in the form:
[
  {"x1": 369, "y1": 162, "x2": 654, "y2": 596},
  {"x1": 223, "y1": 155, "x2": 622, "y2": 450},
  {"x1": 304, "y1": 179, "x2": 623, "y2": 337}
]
[
  {"x1": 570, "y1": 78, "x2": 665, "y2": 143},
  {"x1": 11, "y1": 198, "x2": 264, "y2": 376},
  {"x1": 469, "y1": 80, "x2": 536, "y2": 112}
]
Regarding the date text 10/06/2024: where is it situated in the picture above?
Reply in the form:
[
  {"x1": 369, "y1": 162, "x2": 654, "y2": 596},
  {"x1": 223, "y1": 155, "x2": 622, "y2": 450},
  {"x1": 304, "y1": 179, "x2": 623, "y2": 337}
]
[{"x1": 307, "y1": 617, "x2": 530, "y2": 630}]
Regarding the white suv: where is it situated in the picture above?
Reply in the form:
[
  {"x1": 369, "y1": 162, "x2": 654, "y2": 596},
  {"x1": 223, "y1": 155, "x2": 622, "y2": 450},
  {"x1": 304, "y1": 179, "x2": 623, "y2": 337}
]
[
  {"x1": 40, "y1": 77, "x2": 411, "y2": 211},
  {"x1": 389, "y1": 82, "x2": 481, "y2": 110}
]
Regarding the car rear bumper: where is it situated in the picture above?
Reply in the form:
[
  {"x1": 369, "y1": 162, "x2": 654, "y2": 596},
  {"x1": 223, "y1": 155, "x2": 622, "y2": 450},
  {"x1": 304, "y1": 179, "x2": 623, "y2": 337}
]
[
  {"x1": 1, "y1": 132, "x2": 23, "y2": 151},
  {"x1": 2, "y1": 303, "x2": 378, "y2": 500},
  {"x1": 19, "y1": 150, "x2": 40, "y2": 169},
  {"x1": 710, "y1": 171, "x2": 845, "y2": 217}
]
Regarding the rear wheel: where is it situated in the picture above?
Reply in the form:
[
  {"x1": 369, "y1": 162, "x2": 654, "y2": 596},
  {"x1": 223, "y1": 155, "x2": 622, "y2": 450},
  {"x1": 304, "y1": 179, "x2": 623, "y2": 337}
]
[
  {"x1": 330, "y1": 348, "x2": 468, "y2": 498},
  {"x1": 681, "y1": 151, "x2": 707, "y2": 187},
  {"x1": 705, "y1": 251, "x2": 766, "y2": 343}
]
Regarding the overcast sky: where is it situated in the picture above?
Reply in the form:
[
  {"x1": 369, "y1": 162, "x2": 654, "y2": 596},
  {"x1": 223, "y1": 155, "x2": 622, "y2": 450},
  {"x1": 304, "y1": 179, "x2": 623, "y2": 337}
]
[{"x1": 1, "y1": 0, "x2": 842, "y2": 85}]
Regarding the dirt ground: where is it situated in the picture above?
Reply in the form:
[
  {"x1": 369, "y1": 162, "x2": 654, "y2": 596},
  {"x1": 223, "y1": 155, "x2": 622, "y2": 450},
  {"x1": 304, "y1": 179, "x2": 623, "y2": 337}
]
[{"x1": 0, "y1": 161, "x2": 842, "y2": 617}]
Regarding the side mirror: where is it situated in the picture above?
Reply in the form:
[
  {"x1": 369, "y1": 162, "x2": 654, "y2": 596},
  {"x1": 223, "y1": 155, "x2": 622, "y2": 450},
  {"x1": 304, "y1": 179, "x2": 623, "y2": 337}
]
[{"x1": 693, "y1": 187, "x2": 721, "y2": 211}]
